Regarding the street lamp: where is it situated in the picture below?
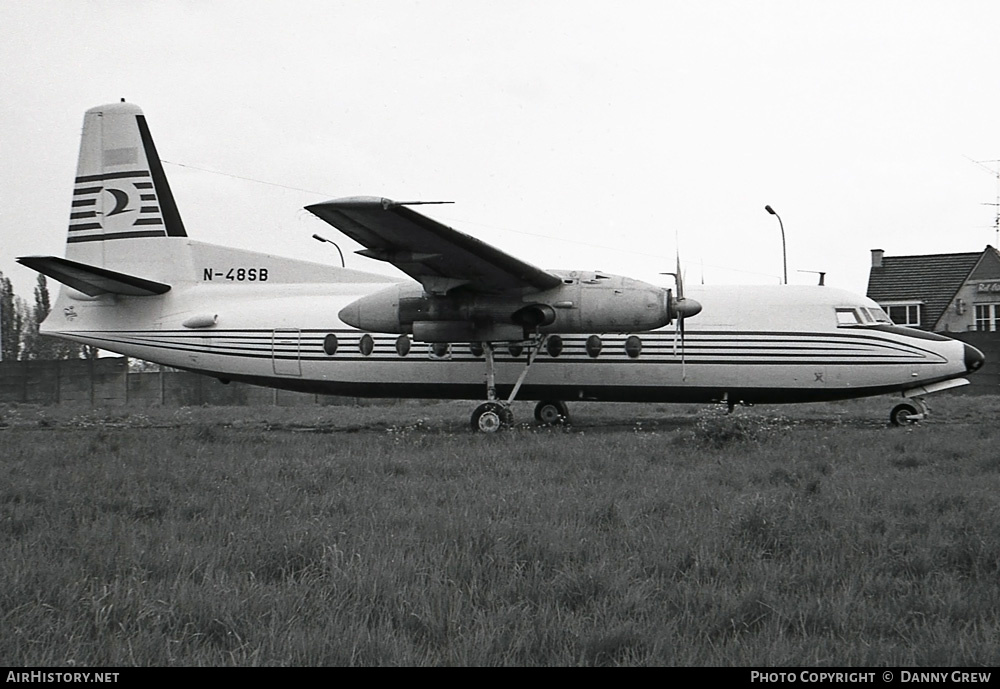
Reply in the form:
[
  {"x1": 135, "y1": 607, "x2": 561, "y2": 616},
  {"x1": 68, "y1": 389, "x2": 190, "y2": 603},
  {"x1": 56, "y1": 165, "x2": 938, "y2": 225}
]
[
  {"x1": 764, "y1": 205, "x2": 787, "y2": 285},
  {"x1": 312, "y1": 234, "x2": 346, "y2": 268}
]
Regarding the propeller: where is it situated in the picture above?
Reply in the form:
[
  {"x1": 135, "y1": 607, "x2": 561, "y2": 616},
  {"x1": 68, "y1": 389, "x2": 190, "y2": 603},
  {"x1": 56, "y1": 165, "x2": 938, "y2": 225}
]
[{"x1": 662, "y1": 253, "x2": 702, "y2": 380}]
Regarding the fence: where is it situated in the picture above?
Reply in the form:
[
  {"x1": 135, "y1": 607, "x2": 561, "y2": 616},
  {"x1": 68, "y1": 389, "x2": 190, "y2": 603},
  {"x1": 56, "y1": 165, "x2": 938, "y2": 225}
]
[{"x1": 0, "y1": 358, "x2": 337, "y2": 407}]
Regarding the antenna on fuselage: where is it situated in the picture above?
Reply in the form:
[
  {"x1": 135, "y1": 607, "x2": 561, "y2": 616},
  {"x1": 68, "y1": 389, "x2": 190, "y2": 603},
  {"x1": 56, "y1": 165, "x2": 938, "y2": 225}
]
[{"x1": 798, "y1": 269, "x2": 826, "y2": 286}]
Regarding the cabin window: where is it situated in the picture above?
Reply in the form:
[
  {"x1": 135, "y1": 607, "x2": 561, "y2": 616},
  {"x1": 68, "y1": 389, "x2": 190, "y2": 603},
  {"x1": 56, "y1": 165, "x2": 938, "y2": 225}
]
[
  {"x1": 395, "y1": 334, "x2": 411, "y2": 357},
  {"x1": 884, "y1": 304, "x2": 921, "y2": 327},
  {"x1": 546, "y1": 335, "x2": 563, "y2": 357},
  {"x1": 359, "y1": 334, "x2": 374, "y2": 356},
  {"x1": 586, "y1": 335, "x2": 603, "y2": 358},
  {"x1": 625, "y1": 335, "x2": 642, "y2": 359},
  {"x1": 323, "y1": 333, "x2": 338, "y2": 356}
]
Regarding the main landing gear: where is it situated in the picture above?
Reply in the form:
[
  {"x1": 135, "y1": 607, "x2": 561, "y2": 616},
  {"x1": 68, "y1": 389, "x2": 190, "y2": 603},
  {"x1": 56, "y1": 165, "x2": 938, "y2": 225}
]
[
  {"x1": 469, "y1": 336, "x2": 571, "y2": 432},
  {"x1": 534, "y1": 399, "x2": 570, "y2": 426},
  {"x1": 471, "y1": 401, "x2": 514, "y2": 433}
]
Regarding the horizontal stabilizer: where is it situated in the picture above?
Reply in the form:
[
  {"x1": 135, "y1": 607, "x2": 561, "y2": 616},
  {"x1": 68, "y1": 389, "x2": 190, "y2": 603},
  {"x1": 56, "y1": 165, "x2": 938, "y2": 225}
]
[{"x1": 16, "y1": 256, "x2": 171, "y2": 297}]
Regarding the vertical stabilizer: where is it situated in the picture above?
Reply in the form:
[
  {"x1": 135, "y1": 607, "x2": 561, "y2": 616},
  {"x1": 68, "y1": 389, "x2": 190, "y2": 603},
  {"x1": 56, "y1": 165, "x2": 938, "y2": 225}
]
[{"x1": 67, "y1": 101, "x2": 186, "y2": 269}]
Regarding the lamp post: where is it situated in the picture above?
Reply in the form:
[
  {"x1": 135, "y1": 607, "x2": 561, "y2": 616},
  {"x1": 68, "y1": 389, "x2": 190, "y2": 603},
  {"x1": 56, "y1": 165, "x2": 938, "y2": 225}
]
[
  {"x1": 764, "y1": 205, "x2": 787, "y2": 285},
  {"x1": 312, "y1": 234, "x2": 346, "y2": 268}
]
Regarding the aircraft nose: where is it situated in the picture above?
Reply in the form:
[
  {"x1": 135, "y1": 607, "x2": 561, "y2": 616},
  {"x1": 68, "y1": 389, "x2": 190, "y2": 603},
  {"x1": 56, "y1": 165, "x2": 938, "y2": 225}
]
[{"x1": 964, "y1": 343, "x2": 986, "y2": 373}]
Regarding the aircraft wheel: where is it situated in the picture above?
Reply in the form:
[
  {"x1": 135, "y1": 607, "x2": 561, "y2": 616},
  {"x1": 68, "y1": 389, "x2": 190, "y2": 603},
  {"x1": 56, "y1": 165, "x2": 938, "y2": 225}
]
[
  {"x1": 534, "y1": 400, "x2": 569, "y2": 425},
  {"x1": 472, "y1": 402, "x2": 509, "y2": 433},
  {"x1": 889, "y1": 403, "x2": 920, "y2": 426}
]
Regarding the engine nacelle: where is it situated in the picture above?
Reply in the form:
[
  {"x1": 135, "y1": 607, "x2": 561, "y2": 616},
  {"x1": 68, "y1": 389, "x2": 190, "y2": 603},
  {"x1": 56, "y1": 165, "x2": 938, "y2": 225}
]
[
  {"x1": 338, "y1": 271, "x2": 685, "y2": 341},
  {"x1": 547, "y1": 275, "x2": 673, "y2": 333}
]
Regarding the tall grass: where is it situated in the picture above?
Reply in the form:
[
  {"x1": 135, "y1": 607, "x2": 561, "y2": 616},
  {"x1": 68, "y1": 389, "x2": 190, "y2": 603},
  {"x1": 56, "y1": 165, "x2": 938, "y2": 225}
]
[{"x1": 1, "y1": 396, "x2": 999, "y2": 665}]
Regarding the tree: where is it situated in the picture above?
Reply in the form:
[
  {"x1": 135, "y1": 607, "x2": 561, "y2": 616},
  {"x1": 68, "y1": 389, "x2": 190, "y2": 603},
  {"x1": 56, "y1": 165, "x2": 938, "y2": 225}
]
[
  {"x1": 3, "y1": 273, "x2": 93, "y2": 361},
  {"x1": 0, "y1": 272, "x2": 25, "y2": 361},
  {"x1": 23, "y1": 274, "x2": 59, "y2": 359},
  {"x1": 22, "y1": 274, "x2": 91, "y2": 360}
]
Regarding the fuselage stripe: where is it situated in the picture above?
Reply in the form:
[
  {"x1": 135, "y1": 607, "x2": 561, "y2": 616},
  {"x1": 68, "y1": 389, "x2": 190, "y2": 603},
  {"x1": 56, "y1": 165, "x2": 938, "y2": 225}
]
[{"x1": 64, "y1": 328, "x2": 948, "y2": 368}]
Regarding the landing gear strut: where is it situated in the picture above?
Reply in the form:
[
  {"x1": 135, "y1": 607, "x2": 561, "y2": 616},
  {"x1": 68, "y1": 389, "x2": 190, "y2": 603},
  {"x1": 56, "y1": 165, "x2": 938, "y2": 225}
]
[{"x1": 470, "y1": 336, "x2": 548, "y2": 433}]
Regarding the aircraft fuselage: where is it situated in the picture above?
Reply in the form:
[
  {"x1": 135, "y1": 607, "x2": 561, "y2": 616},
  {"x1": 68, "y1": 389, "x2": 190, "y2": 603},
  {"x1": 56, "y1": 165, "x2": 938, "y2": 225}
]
[{"x1": 42, "y1": 256, "x2": 981, "y2": 406}]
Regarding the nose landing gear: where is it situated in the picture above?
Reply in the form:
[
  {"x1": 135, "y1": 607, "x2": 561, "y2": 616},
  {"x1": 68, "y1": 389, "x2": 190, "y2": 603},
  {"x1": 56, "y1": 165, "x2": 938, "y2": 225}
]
[{"x1": 890, "y1": 398, "x2": 928, "y2": 426}]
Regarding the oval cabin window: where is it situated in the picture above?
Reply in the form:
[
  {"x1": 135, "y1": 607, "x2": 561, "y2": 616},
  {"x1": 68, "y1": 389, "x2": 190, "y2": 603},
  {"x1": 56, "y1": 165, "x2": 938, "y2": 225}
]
[
  {"x1": 546, "y1": 335, "x2": 563, "y2": 358},
  {"x1": 359, "y1": 334, "x2": 374, "y2": 356},
  {"x1": 323, "y1": 333, "x2": 338, "y2": 356},
  {"x1": 586, "y1": 335, "x2": 603, "y2": 358},
  {"x1": 395, "y1": 335, "x2": 411, "y2": 357},
  {"x1": 625, "y1": 335, "x2": 642, "y2": 359}
]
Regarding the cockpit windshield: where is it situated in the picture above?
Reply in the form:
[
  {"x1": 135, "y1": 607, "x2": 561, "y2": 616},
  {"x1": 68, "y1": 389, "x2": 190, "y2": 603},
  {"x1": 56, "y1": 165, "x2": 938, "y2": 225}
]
[
  {"x1": 864, "y1": 307, "x2": 892, "y2": 324},
  {"x1": 835, "y1": 308, "x2": 862, "y2": 326},
  {"x1": 836, "y1": 307, "x2": 893, "y2": 327}
]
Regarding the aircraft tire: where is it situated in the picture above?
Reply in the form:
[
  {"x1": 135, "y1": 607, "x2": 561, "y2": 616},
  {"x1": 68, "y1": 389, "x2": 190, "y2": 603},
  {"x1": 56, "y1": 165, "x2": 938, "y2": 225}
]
[
  {"x1": 472, "y1": 402, "x2": 509, "y2": 433},
  {"x1": 889, "y1": 403, "x2": 919, "y2": 426},
  {"x1": 534, "y1": 400, "x2": 569, "y2": 425}
]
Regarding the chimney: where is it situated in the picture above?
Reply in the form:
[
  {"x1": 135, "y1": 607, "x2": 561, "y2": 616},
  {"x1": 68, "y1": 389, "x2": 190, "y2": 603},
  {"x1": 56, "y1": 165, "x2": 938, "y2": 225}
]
[{"x1": 871, "y1": 249, "x2": 884, "y2": 268}]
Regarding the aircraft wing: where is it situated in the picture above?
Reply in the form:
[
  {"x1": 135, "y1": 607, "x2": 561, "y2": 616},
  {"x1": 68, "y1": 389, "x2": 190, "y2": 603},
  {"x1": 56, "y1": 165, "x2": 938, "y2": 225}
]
[{"x1": 305, "y1": 197, "x2": 562, "y2": 295}]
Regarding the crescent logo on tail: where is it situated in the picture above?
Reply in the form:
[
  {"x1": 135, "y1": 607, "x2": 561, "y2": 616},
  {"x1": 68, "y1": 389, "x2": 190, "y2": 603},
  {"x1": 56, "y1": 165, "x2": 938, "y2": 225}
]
[{"x1": 105, "y1": 188, "x2": 132, "y2": 216}]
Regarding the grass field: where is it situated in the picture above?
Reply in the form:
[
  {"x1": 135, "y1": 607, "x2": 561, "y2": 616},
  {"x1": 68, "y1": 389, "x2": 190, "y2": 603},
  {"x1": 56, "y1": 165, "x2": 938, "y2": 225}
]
[{"x1": 2, "y1": 395, "x2": 999, "y2": 666}]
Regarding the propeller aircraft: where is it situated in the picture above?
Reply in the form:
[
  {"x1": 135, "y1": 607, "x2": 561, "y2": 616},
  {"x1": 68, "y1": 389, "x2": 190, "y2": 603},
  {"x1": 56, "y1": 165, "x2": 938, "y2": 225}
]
[{"x1": 17, "y1": 103, "x2": 986, "y2": 431}]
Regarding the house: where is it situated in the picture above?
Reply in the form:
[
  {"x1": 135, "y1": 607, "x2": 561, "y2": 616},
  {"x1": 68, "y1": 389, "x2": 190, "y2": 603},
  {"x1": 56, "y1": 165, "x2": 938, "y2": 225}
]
[
  {"x1": 867, "y1": 246, "x2": 1000, "y2": 332},
  {"x1": 867, "y1": 245, "x2": 1000, "y2": 392}
]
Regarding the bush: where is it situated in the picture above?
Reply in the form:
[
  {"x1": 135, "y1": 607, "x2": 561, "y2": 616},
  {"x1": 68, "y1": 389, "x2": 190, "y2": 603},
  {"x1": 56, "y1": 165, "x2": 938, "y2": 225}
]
[{"x1": 693, "y1": 410, "x2": 792, "y2": 447}]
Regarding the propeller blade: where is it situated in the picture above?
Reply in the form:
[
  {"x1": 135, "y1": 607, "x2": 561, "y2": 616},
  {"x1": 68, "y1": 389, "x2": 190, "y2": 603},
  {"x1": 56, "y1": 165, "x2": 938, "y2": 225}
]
[
  {"x1": 680, "y1": 313, "x2": 687, "y2": 381},
  {"x1": 675, "y1": 252, "x2": 684, "y2": 298},
  {"x1": 666, "y1": 247, "x2": 698, "y2": 381}
]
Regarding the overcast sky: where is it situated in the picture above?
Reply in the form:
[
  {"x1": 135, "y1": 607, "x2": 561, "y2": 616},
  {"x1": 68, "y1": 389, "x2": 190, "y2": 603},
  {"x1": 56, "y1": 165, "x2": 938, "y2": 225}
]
[{"x1": 3, "y1": 0, "x2": 1000, "y2": 299}]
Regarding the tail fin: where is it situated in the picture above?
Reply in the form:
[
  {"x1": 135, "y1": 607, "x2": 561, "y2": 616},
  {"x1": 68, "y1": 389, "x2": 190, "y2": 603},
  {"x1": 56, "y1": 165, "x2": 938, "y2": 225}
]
[{"x1": 66, "y1": 101, "x2": 186, "y2": 267}]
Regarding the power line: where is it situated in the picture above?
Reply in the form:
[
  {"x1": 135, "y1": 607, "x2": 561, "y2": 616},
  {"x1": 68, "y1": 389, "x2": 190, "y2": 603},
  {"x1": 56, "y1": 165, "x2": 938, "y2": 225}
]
[
  {"x1": 162, "y1": 160, "x2": 335, "y2": 197},
  {"x1": 161, "y1": 159, "x2": 784, "y2": 282}
]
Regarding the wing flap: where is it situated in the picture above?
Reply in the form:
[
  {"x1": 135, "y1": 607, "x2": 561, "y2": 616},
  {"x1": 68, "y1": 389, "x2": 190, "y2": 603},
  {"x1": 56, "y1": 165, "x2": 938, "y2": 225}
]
[
  {"x1": 305, "y1": 197, "x2": 562, "y2": 295},
  {"x1": 16, "y1": 256, "x2": 171, "y2": 297}
]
